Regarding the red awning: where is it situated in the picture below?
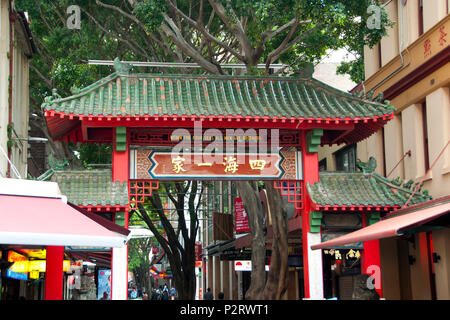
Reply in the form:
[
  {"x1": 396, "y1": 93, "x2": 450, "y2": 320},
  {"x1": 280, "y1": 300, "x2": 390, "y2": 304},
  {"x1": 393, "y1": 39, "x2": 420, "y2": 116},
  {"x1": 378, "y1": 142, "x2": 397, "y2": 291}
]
[
  {"x1": 311, "y1": 198, "x2": 450, "y2": 250},
  {"x1": 0, "y1": 194, "x2": 130, "y2": 248}
]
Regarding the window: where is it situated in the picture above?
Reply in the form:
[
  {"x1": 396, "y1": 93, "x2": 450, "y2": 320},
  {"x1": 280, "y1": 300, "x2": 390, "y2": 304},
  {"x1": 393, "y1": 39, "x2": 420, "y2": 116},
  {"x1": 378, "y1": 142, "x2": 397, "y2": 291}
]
[
  {"x1": 319, "y1": 158, "x2": 327, "y2": 171},
  {"x1": 418, "y1": 0, "x2": 424, "y2": 36},
  {"x1": 421, "y1": 101, "x2": 430, "y2": 172},
  {"x1": 335, "y1": 145, "x2": 357, "y2": 172},
  {"x1": 377, "y1": 43, "x2": 382, "y2": 69}
]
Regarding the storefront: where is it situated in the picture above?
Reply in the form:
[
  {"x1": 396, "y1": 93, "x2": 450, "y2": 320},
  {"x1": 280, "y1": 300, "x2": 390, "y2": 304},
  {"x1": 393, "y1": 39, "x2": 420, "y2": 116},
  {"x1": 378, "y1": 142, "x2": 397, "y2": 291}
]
[
  {"x1": 312, "y1": 196, "x2": 450, "y2": 300},
  {"x1": 306, "y1": 166, "x2": 432, "y2": 298},
  {"x1": 0, "y1": 178, "x2": 130, "y2": 300}
]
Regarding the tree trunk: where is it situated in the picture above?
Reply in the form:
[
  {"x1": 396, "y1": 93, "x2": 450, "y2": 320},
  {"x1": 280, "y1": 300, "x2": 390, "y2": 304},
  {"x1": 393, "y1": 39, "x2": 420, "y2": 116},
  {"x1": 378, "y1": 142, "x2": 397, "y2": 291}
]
[
  {"x1": 235, "y1": 181, "x2": 266, "y2": 300},
  {"x1": 264, "y1": 182, "x2": 289, "y2": 299}
]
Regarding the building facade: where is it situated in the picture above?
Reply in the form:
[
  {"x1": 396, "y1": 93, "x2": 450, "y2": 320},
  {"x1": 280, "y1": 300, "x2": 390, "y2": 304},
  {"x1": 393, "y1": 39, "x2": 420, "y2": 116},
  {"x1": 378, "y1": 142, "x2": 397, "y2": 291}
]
[
  {"x1": 318, "y1": 0, "x2": 450, "y2": 300},
  {"x1": 0, "y1": 0, "x2": 35, "y2": 179}
]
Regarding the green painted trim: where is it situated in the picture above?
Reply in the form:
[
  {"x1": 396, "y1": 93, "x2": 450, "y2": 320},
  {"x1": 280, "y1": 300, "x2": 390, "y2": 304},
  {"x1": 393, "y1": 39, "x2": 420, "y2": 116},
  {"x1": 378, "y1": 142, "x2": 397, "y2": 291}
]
[
  {"x1": 115, "y1": 212, "x2": 126, "y2": 227},
  {"x1": 116, "y1": 127, "x2": 127, "y2": 152},
  {"x1": 400, "y1": 226, "x2": 445, "y2": 236},
  {"x1": 306, "y1": 129, "x2": 323, "y2": 153},
  {"x1": 367, "y1": 212, "x2": 380, "y2": 226},
  {"x1": 309, "y1": 211, "x2": 323, "y2": 233}
]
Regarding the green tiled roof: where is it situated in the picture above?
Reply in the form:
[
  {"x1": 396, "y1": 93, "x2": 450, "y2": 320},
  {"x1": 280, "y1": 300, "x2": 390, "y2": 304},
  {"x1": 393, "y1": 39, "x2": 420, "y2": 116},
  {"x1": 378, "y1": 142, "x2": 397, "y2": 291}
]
[
  {"x1": 51, "y1": 169, "x2": 128, "y2": 206},
  {"x1": 307, "y1": 172, "x2": 432, "y2": 208},
  {"x1": 42, "y1": 72, "x2": 394, "y2": 120}
]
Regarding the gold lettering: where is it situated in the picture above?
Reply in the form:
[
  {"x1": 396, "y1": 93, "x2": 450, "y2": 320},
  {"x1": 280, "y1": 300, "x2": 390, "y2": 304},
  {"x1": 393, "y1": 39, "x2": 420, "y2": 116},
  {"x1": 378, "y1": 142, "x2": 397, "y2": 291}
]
[
  {"x1": 172, "y1": 156, "x2": 187, "y2": 173},
  {"x1": 223, "y1": 157, "x2": 239, "y2": 173},
  {"x1": 249, "y1": 159, "x2": 266, "y2": 170}
]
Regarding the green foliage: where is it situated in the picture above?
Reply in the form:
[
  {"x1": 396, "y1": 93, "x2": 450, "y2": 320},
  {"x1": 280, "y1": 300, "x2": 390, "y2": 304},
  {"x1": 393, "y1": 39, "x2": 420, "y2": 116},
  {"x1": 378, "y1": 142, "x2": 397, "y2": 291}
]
[
  {"x1": 16, "y1": 0, "x2": 394, "y2": 112},
  {"x1": 336, "y1": 58, "x2": 365, "y2": 84},
  {"x1": 51, "y1": 58, "x2": 99, "y2": 95},
  {"x1": 69, "y1": 143, "x2": 112, "y2": 168},
  {"x1": 128, "y1": 237, "x2": 152, "y2": 270},
  {"x1": 132, "y1": 0, "x2": 167, "y2": 32}
]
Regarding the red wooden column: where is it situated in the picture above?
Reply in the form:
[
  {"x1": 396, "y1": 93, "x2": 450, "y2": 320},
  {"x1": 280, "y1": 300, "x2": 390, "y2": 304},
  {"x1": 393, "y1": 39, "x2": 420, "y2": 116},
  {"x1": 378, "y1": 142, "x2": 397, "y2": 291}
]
[
  {"x1": 111, "y1": 127, "x2": 129, "y2": 300},
  {"x1": 301, "y1": 130, "x2": 323, "y2": 299},
  {"x1": 361, "y1": 212, "x2": 383, "y2": 297},
  {"x1": 112, "y1": 126, "x2": 129, "y2": 182},
  {"x1": 45, "y1": 246, "x2": 64, "y2": 300}
]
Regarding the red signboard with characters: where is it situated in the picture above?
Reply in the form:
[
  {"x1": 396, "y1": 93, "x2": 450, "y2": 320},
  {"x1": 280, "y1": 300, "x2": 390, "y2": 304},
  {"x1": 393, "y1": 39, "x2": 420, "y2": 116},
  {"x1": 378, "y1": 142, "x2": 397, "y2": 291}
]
[
  {"x1": 195, "y1": 241, "x2": 202, "y2": 262},
  {"x1": 235, "y1": 197, "x2": 250, "y2": 233}
]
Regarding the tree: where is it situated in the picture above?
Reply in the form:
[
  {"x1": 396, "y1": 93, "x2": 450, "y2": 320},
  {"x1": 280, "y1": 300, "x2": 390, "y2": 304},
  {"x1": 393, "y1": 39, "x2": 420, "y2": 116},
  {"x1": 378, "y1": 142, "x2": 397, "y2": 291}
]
[
  {"x1": 17, "y1": 0, "x2": 393, "y2": 299},
  {"x1": 128, "y1": 237, "x2": 153, "y2": 296},
  {"x1": 132, "y1": 181, "x2": 205, "y2": 299}
]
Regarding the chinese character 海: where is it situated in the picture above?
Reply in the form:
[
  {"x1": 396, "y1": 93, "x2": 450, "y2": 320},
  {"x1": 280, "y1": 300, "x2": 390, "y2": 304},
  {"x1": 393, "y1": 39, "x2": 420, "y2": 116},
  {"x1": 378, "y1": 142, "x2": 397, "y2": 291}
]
[{"x1": 223, "y1": 157, "x2": 239, "y2": 173}]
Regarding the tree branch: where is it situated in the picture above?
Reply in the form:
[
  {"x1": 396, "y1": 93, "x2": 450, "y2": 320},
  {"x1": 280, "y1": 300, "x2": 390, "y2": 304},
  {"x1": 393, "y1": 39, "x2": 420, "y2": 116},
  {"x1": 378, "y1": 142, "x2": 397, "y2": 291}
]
[
  {"x1": 165, "y1": 0, "x2": 245, "y2": 63},
  {"x1": 265, "y1": 24, "x2": 322, "y2": 74},
  {"x1": 30, "y1": 64, "x2": 52, "y2": 89},
  {"x1": 207, "y1": 0, "x2": 254, "y2": 64},
  {"x1": 160, "y1": 15, "x2": 223, "y2": 74}
]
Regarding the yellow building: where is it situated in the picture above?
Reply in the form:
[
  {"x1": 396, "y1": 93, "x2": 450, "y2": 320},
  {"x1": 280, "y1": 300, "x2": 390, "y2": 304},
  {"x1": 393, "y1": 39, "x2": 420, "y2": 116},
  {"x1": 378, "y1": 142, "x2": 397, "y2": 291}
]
[
  {"x1": 0, "y1": 0, "x2": 35, "y2": 179},
  {"x1": 318, "y1": 0, "x2": 450, "y2": 300}
]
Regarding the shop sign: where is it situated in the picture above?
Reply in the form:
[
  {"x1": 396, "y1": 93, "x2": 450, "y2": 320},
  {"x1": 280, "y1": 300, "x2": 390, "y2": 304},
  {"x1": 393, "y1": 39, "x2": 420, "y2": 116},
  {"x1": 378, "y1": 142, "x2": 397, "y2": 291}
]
[
  {"x1": 322, "y1": 213, "x2": 362, "y2": 229},
  {"x1": 234, "y1": 260, "x2": 269, "y2": 272},
  {"x1": 130, "y1": 148, "x2": 302, "y2": 180},
  {"x1": 195, "y1": 241, "x2": 202, "y2": 262},
  {"x1": 6, "y1": 270, "x2": 28, "y2": 281},
  {"x1": 321, "y1": 231, "x2": 363, "y2": 249},
  {"x1": 9, "y1": 260, "x2": 71, "y2": 273},
  {"x1": 8, "y1": 251, "x2": 27, "y2": 262},
  {"x1": 235, "y1": 197, "x2": 250, "y2": 233}
]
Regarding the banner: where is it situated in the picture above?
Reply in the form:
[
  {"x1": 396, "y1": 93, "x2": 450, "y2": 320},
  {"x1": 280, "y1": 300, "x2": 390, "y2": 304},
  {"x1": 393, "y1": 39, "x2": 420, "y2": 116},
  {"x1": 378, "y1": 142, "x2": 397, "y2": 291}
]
[
  {"x1": 97, "y1": 269, "x2": 111, "y2": 300},
  {"x1": 235, "y1": 197, "x2": 250, "y2": 233}
]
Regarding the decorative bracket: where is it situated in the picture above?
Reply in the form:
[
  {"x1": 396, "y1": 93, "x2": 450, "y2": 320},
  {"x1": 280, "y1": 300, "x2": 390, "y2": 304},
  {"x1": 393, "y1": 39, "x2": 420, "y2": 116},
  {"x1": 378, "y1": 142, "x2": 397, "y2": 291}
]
[
  {"x1": 367, "y1": 212, "x2": 380, "y2": 226},
  {"x1": 309, "y1": 211, "x2": 323, "y2": 233},
  {"x1": 115, "y1": 127, "x2": 127, "y2": 152},
  {"x1": 273, "y1": 180, "x2": 304, "y2": 210},
  {"x1": 306, "y1": 129, "x2": 323, "y2": 153},
  {"x1": 128, "y1": 180, "x2": 160, "y2": 208}
]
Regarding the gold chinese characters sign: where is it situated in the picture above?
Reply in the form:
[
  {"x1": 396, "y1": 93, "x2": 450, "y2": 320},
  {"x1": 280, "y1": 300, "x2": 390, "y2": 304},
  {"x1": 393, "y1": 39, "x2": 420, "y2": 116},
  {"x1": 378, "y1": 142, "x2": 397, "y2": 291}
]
[{"x1": 130, "y1": 148, "x2": 302, "y2": 180}]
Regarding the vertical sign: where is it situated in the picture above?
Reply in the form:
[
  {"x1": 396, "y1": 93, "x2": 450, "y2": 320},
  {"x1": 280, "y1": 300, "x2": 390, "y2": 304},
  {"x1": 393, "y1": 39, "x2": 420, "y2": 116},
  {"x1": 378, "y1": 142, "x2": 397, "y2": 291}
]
[
  {"x1": 195, "y1": 241, "x2": 202, "y2": 261},
  {"x1": 97, "y1": 269, "x2": 111, "y2": 300},
  {"x1": 235, "y1": 197, "x2": 250, "y2": 233}
]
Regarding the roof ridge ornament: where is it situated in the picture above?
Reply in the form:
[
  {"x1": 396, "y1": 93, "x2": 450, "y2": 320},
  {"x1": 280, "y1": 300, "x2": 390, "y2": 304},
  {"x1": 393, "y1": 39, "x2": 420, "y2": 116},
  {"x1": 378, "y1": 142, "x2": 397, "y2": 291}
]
[
  {"x1": 356, "y1": 157, "x2": 377, "y2": 173},
  {"x1": 113, "y1": 57, "x2": 133, "y2": 74},
  {"x1": 43, "y1": 88, "x2": 62, "y2": 106},
  {"x1": 293, "y1": 62, "x2": 314, "y2": 78}
]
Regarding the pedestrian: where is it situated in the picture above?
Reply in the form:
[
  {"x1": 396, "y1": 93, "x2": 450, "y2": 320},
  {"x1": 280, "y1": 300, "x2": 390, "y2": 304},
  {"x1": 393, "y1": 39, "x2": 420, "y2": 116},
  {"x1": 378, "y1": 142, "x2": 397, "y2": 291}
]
[
  {"x1": 100, "y1": 291, "x2": 108, "y2": 300},
  {"x1": 169, "y1": 287, "x2": 176, "y2": 299},
  {"x1": 130, "y1": 287, "x2": 138, "y2": 299},
  {"x1": 218, "y1": 292, "x2": 224, "y2": 300},
  {"x1": 203, "y1": 287, "x2": 214, "y2": 300}
]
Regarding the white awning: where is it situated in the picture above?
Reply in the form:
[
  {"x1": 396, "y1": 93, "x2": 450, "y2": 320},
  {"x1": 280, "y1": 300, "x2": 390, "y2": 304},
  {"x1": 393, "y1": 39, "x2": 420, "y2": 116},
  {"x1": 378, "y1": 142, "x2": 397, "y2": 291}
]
[{"x1": 0, "y1": 178, "x2": 130, "y2": 248}]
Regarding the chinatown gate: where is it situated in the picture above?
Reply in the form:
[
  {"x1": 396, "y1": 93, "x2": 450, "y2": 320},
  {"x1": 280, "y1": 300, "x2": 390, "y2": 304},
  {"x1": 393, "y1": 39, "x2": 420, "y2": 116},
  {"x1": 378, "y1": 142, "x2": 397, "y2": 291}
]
[{"x1": 42, "y1": 61, "x2": 397, "y2": 299}]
